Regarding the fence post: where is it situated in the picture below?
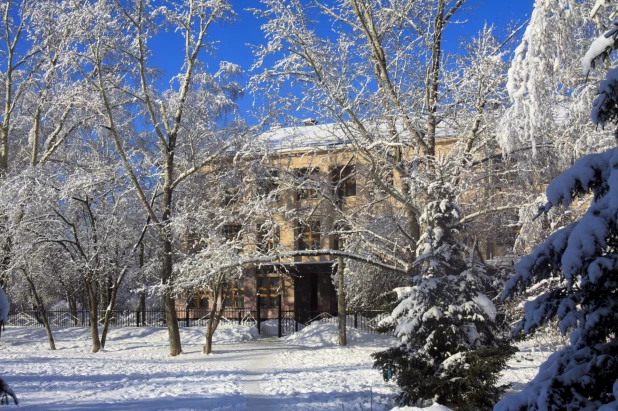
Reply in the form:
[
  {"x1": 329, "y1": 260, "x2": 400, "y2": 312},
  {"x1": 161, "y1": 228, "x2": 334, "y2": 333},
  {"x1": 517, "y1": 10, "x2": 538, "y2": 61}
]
[
  {"x1": 354, "y1": 312, "x2": 358, "y2": 329},
  {"x1": 256, "y1": 291, "x2": 261, "y2": 334},
  {"x1": 238, "y1": 310, "x2": 241, "y2": 325},
  {"x1": 185, "y1": 308, "x2": 190, "y2": 328},
  {"x1": 277, "y1": 293, "x2": 282, "y2": 338},
  {"x1": 136, "y1": 310, "x2": 140, "y2": 327}
]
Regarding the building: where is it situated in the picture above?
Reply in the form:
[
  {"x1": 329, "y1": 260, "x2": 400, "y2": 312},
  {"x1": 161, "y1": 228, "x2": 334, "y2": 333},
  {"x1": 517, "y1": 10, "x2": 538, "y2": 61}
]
[{"x1": 177, "y1": 119, "x2": 504, "y2": 321}]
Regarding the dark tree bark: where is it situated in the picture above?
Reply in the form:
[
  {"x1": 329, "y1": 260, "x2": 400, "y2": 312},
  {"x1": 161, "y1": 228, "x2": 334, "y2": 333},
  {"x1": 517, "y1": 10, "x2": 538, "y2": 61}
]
[
  {"x1": 338, "y1": 257, "x2": 347, "y2": 346},
  {"x1": 24, "y1": 270, "x2": 56, "y2": 350}
]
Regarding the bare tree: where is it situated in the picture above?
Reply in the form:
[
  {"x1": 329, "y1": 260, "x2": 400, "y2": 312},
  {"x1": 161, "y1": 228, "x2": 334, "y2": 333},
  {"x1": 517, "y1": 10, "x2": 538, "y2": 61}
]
[{"x1": 57, "y1": 0, "x2": 247, "y2": 356}]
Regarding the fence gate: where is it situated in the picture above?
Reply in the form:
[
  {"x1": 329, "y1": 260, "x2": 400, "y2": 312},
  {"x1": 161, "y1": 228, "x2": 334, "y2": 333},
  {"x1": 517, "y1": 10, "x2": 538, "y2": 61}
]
[{"x1": 280, "y1": 312, "x2": 296, "y2": 337}]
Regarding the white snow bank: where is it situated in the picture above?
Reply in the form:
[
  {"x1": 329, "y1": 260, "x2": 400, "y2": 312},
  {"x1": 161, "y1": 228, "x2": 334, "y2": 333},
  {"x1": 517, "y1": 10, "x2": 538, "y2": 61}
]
[
  {"x1": 0, "y1": 286, "x2": 8, "y2": 324},
  {"x1": 4, "y1": 324, "x2": 258, "y2": 347},
  {"x1": 108, "y1": 325, "x2": 259, "y2": 345},
  {"x1": 284, "y1": 322, "x2": 395, "y2": 347},
  {"x1": 391, "y1": 405, "x2": 453, "y2": 411},
  {"x1": 259, "y1": 319, "x2": 282, "y2": 336}
]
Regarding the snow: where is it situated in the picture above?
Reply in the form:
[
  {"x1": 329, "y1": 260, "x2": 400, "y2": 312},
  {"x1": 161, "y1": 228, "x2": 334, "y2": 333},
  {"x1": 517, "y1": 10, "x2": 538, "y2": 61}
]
[
  {"x1": 0, "y1": 321, "x2": 568, "y2": 410},
  {"x1": 496, "y1": 332, "x2": 572, "y2": 410},
  {"x1": 259, "y1": 319, "x2": 285, "y2": 337},
  {"x1": 283, "y1": 322, "x2": 396, "y2": 347},
  {"x1": 0, "y1": 286, "x2": 8, "y2": 324},
  {"x1": 472, "y1": 294, "x2": 497, "y2": 321},
  {"x1": 391, "y1": 405, "x2": 453, "y2": 411},
  {"x1": 0, "y1": 325, "x2": 399, "y2": 410},
  {"x1": 582, "y1": 29, "x2": 616, "y2": 75},
  {"x1": 256, "y1": 120, "x2": 455, "y2": 153},
  {"x1": 394, "y1": 287, "x2": 414, "y2": 300}
]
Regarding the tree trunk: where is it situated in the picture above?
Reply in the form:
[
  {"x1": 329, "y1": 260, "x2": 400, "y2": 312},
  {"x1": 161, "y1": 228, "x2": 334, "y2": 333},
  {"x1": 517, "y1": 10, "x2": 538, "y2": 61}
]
[
  {"x1": 34, "y1": 300, "x2": 56, "y2": 351},
  {"x1": 338, "y1": 257, "x2": 347, "y2": 346},
  {"x1": 204, "y1": 330, "x2": 213, "y2": 355},
  {"x1": 67, "y1": 293, "x2": 78, "y2": 326},
  {"x1": 23, "y1": 270, "x2": 56, "y2": 350},
  {"x1": 160, "y1": 146, "x2": 182, "y2": 356},
  {"x1": 85, "y1": 280, "x2": 101, "y2": 353},
  {"x1": 100, "y1": 274, "x2": 122, "y2": 349},
  {"x1": 406, "y1": 207, "x2": 420, "y2": 276},
  {"x1": 164, "y1": 293, "x2": 182, "y2": 356},
  {"x1": 0, "y1": 127, "x2": 7, "y2": 170},
  {"x1": 138, "y1": 242, "x2": 146, "y2": 324},
  {"x1": 162, "y1": 236, "x2": 182, "y2": 356},
  {"x1": 164, "y1": 294, "x2": 181, "y2": 356},
  {"x1": 425, "y1": 0, "x2": 446, "y2": 156},
  {"x1": 203, "y1": 287, "x2": 225, "y2": 355},
  {"x1": 39, "y1": 308, "x2": 56, "y2": 351}
]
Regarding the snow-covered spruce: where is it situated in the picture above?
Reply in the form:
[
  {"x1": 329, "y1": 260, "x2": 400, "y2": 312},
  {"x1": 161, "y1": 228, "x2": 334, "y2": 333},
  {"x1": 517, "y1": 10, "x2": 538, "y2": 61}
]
[
  {"x1": 496, "y1": 152, "x2": 618, "y2": 410},
  {"x1": 495, "y1": 21, "x2": 618, "y2": 411},
  {"x1": 373, "y1": 165, "x2": 515, "y2": 410}
]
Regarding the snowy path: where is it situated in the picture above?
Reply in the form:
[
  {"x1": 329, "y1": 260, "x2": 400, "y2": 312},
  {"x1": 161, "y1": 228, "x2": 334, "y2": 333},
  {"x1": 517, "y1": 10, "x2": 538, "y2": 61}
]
[
  {"x1": 0, "y1": 327, "x2": 397, "y2": 410},
  {"x1": 235, "y1": 337, "x2": 286, "y2": 410}
]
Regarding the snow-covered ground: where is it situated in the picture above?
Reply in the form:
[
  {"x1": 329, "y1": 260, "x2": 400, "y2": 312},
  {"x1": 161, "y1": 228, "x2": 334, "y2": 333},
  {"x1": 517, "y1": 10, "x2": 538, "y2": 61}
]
[
  {"x1": 0, "y1": 323, "x2": 556, "y2": 410},
  {"x1": 499, "y1": 331, "x2": 568, "y2": 400},
  {"x1": 0, "y1": 324, "x2": 398, "y2": 410}
]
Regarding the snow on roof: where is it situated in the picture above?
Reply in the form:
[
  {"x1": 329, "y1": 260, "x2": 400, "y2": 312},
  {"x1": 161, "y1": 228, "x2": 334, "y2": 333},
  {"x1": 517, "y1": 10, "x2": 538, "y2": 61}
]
[
  {"x1": 255, "y1": 120, "x2": 456, "y2": 153},
  {"x1": 257, "y1": 123, "x2": 351, "y2": 152}
]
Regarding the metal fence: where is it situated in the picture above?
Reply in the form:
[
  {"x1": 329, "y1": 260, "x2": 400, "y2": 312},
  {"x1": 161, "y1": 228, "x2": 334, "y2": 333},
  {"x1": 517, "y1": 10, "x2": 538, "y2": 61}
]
[
  {"x1": 5, "y1": 308, "x2": 392, "y2": 338},
  {"x1": 4, "y1": 308, "x2": 258, "y2": 328},
  {"x1": 274, "y1": 310, "x2": 392, "y2": 336}
]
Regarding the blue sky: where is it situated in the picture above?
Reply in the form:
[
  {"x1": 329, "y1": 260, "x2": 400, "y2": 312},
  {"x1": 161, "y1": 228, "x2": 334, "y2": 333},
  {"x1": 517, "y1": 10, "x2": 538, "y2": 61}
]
[{"x1": 150, "y1": 1, "x2": 536, "y2": 121}]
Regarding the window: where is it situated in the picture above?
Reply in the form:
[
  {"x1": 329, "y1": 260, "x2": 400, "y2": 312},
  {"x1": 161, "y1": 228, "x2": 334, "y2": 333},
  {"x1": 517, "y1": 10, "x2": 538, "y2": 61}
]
[
  {"x1": 258, "y1": 277, "x2": 280, "y2": 308},
  {"x1": 223, "y1": 187, "x2": 240, "y2": 205},
  {"x1": 187, "y1": 292, "x2": 209, "y2": 309},
  {"x1": 186, "y1": 232, "x2": 201, "y2": 251},
  {"x1": 298, "y1": 220, "x2": 321, "y2": 250},
  {"x1": 296, "y1": 167, "x2": 320, "y2": 200},
  {"x1": 332, "y1": 222, "x2": 349, "y2": 251},
  {"x1": 223, "y1": 279, "x2": 244, "y2": 308},
  {"x1": 221, "y1": 172, "x2": 243, "y2": 206},
  {"x1": 257, "y1": 169, "x2": 279, "y2": 199},
  {"x1": 222, "y1": 224, "x2": 242, "y2": 242},
  {"x1": 223, "y1": 225, "x2": 243, "y2": 253},
  {"x1": 332, "y1": 166, "x2": 356, "y2": 198},
  {"x1": 256, "y1": 224, "x2": 280, "y2": 253}
]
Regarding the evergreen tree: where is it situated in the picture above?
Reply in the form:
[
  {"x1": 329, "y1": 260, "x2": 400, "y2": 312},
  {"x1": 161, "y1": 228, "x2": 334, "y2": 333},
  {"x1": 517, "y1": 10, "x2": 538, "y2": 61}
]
[
  {"x1": 495, "y1": 20, "x2": 618, "y2": 411},
  {"x1": 373, "y1": 161, "x2": 515, "y2": 410}
]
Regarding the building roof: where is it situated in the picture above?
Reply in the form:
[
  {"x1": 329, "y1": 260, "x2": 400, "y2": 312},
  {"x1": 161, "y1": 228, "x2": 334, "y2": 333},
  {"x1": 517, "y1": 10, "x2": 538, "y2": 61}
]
[{"x1": 255, "y1": 120, "x2": 456, "y2": 153}]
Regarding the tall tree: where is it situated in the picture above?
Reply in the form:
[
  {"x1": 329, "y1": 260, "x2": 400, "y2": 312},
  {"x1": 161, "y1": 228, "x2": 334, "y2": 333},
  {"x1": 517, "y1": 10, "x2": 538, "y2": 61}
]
[
  {"x1": 58, "y1": 0, "x2": 245, "y2": 356},
  {"x1": 495, "y1": 17, "x2": 618, "y2": 411},
  {"x1": 373, "y1": 158, "x2": 515, "y2": 410}
]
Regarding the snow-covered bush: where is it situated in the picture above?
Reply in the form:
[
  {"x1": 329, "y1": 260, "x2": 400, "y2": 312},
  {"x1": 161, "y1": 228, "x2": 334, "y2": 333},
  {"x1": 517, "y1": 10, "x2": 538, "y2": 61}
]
[
  {"x1": 495, "y1": 19, "x2": 618, "y2": 411},
  {"x1": 373, "y1": 163, "x2": 515, "y2": 410}
]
